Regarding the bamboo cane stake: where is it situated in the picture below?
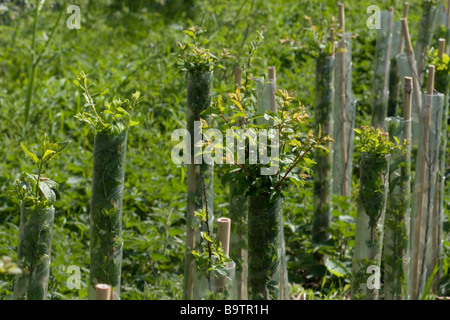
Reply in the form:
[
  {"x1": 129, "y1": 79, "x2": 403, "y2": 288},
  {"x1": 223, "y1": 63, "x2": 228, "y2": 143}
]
[
  {"x1": 401, "y1": 18, "x2": 423, "y2": 122},
  {"x1": 396, "y1": 2, "x2": 410, "y2": 55},
  {"x1": 331, "y1": 28, "x2": 335, "y2": 53},
  {"x1": 95, "y1": 284, "x2": 112, "y2": 300},
  {"x1": 404, "y1": 77, "x2": 413, "y2": 125},
  {"x1": 338, "y1": 2, "x2": 349, "y2": 197},
  {"x1": 438, "y1": 38, "x2": 445, "y2": 59},
  {"x1": 338, "y1": 3, "x2": 345, "y2": 35},
  {"x1": 217, "y1": 217, "x2": 231, "y2": 257},
  {"x1": 427, "y1": 65, "x2": 435, "y2": 95},
  {"x1": 268, "y1": 66, "x2": 277, "y2": 113},
  {"x1": 447, "y1": 0, "x2": 450, "y2": 35},
  {"x1": 447, "y1": 0, "x2": 450, "y2": 55}
]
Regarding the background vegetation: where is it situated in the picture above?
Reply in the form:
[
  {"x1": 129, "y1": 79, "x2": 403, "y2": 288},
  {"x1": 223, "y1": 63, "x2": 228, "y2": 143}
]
[{"x1": 0, "y1": 0, "x2": 448, "y2": 300}]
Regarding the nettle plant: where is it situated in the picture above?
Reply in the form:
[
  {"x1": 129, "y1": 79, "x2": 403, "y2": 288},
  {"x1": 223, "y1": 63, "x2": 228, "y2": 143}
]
[
  {"x1": 16, "y1": 136, "x2": 70, "y2": 210},
  {"x1": 74, "y1": 71, "x2": 141, "y2": 135}
]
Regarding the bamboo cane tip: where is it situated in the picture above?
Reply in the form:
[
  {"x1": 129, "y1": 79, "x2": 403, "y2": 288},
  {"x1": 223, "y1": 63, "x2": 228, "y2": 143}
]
[
  {"x1": 217, "y1": 217, "x2": 231, "y2": 224},
  {"x1": 389, "y1": 6, "x2": 394, "y2": 13},
  {"x1": 400, "y1": 18, "x2": 408, "y2": 32},
  {"x1": 404, "y1": 76, "x2": 413, "y2": 88},
  {"x1": 438, "y1": 38, "x2": 446, "y2": 59},
  {"x1": 338, "y1": 3, "x2": 345, "y2": 31},
  {"x1": 403, "y1": 2, "x2": 409, "y2": 15},
  {"x1": 95, "y1": 284, "x2": 112, "y2": 300},
  {"x1": 268, "y1": 66, "x2": 276, "y2": 80}
]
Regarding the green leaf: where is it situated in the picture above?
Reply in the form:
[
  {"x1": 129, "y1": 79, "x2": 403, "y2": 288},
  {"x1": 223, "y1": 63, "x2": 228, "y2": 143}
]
[
  {"x1": 183, "y1": 30, "x2": 195, "y2": 39},
  {"x1": 202, "y1": 232, "x2": 214, "y2": 243},
  {"x1": 150, "y1": 253, "x2": 168, "y2": 262},
  {"x1": 168, "y1": 228, "x2": 184, "y2": 237},
  {"x1": 421, "y1": 264, "x2": 440, "y2": 300},
  {"x1": 20, "y1": 143, "x2": 39, "y2": 164},
  {"x1": 129, "y1": 120, "x2": 139, "y2": 127},
  {"x1": 231, "y1": 99, "x2": 244, "y2": 112},
  {"x1": 45, "y1": 141, "x2": 70, "y2": 164},
  {"x1": 42, "y1": 149, "x2": 56, "y2": 161},
  {"x1": 325, "y1": 258, "x2": 348, "y2": 278},
  {"x1": 39, "y1": 180, "x2": 57, "y2": 204}
]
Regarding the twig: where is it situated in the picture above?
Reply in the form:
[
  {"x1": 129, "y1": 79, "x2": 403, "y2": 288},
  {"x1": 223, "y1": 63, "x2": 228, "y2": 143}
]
[{"x1": 274, "y1": 144, "x2": 315, "y2": 191}]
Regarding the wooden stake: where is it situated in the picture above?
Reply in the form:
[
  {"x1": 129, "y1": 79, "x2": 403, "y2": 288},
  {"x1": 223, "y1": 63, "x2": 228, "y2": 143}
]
[
  {"x1": 398, "y1": 2, "x2": 410, "y2": 54},
  {"x1": 338, "y1": 3, "x2": 345, "y2": 34},
  {"x1": 338, "y1": 3, "x2": 349, "y2": 197},
  {"x1": 95, "y1": 284, "x2": 112, "y2": 300},
  {"x1": 427, "y1": 65, "x2": 435, "y2": 95},
  {"x1": 438, "y1": 39, "x2": 446, "y2": 60},
  {"x1": 447, "y1": 0, "x2": 450, "y2": 30},
  {"x1": 268, "y1": 66, "x2": 277, "y2": 113},
  {"x1": 330, "y1": 28, "x2": 336, "y2": 55},
  {"x1": 401, "y1": 18, "x2": 413, "y2": 55},
  {"x1": 403, "y1": 2, "x2": 410, "y2": 19},
  {"x1": 404, "y1": 77, "x2": 413, "y2": 122},
  {"x1": 401, "y1": 18, "x2": 423, "y2": 117},
  {"x1": 217, "y1": 217, "x2": 231, "y2": 256}
]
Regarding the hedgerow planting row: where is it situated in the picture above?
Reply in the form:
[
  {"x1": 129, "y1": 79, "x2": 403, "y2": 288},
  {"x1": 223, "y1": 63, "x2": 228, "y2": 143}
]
[{"x1": 0, "y1": 0, "x2": 449, "y2": 301}]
